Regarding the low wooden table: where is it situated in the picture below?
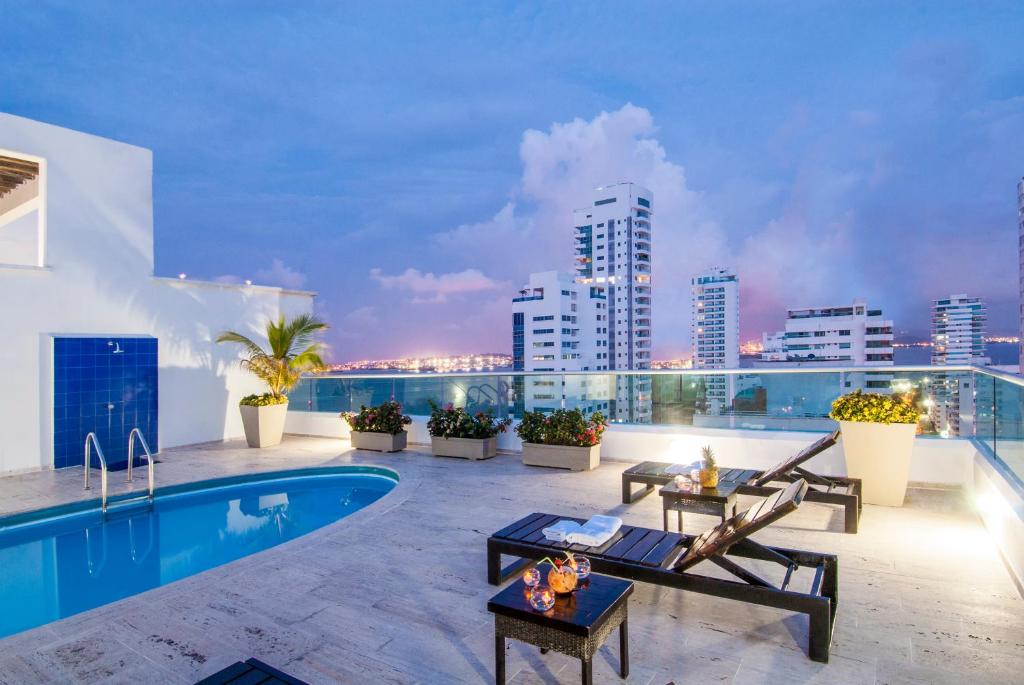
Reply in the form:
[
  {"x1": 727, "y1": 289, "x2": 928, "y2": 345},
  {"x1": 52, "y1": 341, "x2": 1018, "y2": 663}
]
[
  {"x1": 195, "y1": 657, "x2": 308, "y2": 685},
  {"x1": 659, "y1": 478, "x2": 740, "y2": 532},
  {"x1": 487, "y1": 574, "x2": 633, "y2": 685}
]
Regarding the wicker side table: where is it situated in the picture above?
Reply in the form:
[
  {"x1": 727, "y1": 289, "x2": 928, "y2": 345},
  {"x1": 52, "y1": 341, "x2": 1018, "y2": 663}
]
[{"x1": 487, "y1": 574, "x2": 633, "y2": 685}]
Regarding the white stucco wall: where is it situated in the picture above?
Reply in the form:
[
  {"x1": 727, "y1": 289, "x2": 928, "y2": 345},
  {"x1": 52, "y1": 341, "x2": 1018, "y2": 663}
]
[
  {"x1": 284, "y1": 411, "x2": 976, "y2": 487},
  {"x1": 0, "y1": 113, "x2": 315, "y2": 473}
]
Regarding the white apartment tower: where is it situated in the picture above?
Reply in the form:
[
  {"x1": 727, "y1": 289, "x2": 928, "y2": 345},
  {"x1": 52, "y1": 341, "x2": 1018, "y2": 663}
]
[
  {"x1": 930, "y1": 294, "x2": 987, "y2": 436},
  {"x1": 691, "y1": 268, "x2": 740, "y2": 413},
  {"x1": 759, "y1": 300, "x2": 894, "y2": 367},
  {"x1": 511, "y1": 271, "x2": 608, "y2": 414},
  {"x1": 931, "y1": 295, "x2": 987, "y2": 366},
  {"x1": 573, "y1": 183, "x2": 653, "y2": 422}
]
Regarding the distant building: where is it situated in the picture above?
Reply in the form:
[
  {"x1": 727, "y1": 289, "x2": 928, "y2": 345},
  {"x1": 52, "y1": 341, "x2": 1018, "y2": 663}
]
[
  {"x1": 511, "y1": 271, "x2": 608, "y2": 414},
  {"x1": 691, "y1": 267, "x2": 739, "y2": 413},
  {"x1": 1018, "y1": 177, "x2": 1024, "y2": 372},
  {"x1": 931, "y1": 295, "x2": 988, "y2": 366},
  {"x1": 758, "y1": 300, "x2": 894, "y2": 367},
  {"x1": 573, "y1": 182, "x2": 653, "y2": 422},
  {"x1": 930, "y1": 294, "x2": 988, "y2": 436}
]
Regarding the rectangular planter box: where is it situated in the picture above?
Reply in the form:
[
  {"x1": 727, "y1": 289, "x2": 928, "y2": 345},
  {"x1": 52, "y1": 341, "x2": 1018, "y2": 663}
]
[
  {"x1": 521, "y1": 442, "x2": 600, "y2": 471},
  {"x1": 350, "y1": 430, "x2": 407, "y2": 453},
  {"x1": 431, "y1": 436, "x2": 497, "y2": 460}
]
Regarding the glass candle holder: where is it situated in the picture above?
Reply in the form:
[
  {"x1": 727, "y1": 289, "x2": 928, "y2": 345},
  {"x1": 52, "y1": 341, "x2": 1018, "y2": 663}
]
[
  {"x1": 571, "y1": 555, "x2": 591, "y2": 580},
  {"x1": 522, "y1": 567, "x2": 541, "y2": 588},
  {"x1": 674, "y1": 474, "x2": 692, "y2": 491},
  {"x1": 529, "y1": 584, "x2": 556, "y2": 612}
]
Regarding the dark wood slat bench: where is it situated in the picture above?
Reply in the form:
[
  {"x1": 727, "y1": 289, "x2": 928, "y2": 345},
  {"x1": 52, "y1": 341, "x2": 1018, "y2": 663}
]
[
  {"x1": 488, "y1": 479, "x2": 839, "y2": 663},
  {"x1": 621, "y1": 428, "x2": 862, "y2": 533},
  {"x1": 195, "y1": 658, "x2": 308, "y2": 685}
]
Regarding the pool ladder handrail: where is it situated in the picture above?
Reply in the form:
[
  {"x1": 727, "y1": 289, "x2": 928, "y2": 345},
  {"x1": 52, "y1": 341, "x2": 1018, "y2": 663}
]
[
  {"x1": 127, "y1": 427, "x2": 155, "y2": 501},
  {"x1": 83, "y1": 432, "x2": 109, "y2": 513}
]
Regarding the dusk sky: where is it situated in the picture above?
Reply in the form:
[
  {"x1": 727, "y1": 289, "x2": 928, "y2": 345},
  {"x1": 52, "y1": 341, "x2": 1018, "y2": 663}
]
[{"x1": 3, "y1": 2, "x2": 1022, "y2": 361}]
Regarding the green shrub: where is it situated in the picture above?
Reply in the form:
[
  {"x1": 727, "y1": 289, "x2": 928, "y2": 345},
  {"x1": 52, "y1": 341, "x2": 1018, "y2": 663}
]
[
  {"x1": 342, "y1": 401, "x2": 412, "y2": 435},
  {"x1": 829, "y1": 390, "x2": 920, "y2": 425},
  {"x1": 240, "y1": 393, "x2": 288, "y2": 407},
  {"x1": 515, "y1": 408, "x2": 608, "y2": 447},
  {"x1": 426, "y1": 401, "x2": 512, "y2": 439}
]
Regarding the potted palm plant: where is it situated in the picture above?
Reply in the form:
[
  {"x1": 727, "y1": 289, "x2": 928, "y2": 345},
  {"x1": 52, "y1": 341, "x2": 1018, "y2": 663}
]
[
  {"x1": 515, "y1": 408, "x2": 607, "y2": 471},
  {"x1": 342, "y1": 400, "x2": 412, "y2": 452},
  {"x1": 829, "y1": 390, "x2": 921, "y2": 506},
  {"x1": 216, "y1": 313, "x2": 328, "y2": 448},
  {"x1": 426, "y1": 401, "x2": 512, "y2": 460}
]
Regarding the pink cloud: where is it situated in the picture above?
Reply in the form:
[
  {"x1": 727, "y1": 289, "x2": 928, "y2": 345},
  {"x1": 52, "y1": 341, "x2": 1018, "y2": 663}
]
[{"x1": 370, "y1": 267, "x2": 500, "y2": 303}]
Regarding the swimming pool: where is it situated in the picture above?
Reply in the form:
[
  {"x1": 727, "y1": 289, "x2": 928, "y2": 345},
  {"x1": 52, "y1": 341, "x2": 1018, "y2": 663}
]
[{"x1": 0, "y1": 466, "x2": 397, "y2": 639}]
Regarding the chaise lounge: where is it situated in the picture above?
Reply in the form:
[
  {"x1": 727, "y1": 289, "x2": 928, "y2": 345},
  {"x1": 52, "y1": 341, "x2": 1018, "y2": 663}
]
[
  {"x1": 620, "y1": 428, "x2": 863, "y2": 533},
  {"x1": 487, "y1": 479, "x2": 838, "y2": 662}
]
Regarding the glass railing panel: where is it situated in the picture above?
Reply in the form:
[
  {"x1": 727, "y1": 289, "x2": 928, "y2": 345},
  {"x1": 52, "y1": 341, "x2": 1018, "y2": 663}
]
[
  {"x1": 991, "y1": 373, "x2": 1024, "y2": 487},
  {"x1": 563, "y1": 373, "x2": 615, "y2": 419},
  {"x1": 516, "y1": 374, "x2": 567, "y2": 419},
  {"x1": 291, "y1": 368, "x2": 979, "y2": 438}
]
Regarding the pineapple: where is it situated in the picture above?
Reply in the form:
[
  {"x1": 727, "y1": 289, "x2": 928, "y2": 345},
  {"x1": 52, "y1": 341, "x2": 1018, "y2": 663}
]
[
  {"x1": 699, "y1": 445, "x2": 719, "y2": 488},
  {"x1": 700, "y1": 445, "x2": 717, "y2": 470}
]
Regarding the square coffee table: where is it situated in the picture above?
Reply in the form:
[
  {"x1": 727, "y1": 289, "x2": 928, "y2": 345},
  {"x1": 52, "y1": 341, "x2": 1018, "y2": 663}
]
[
  {"x1": 487, "y1": 574, "x2": 633, "y2": 685},
  {"x1": 659, "y1": 477, "x2": 740, "y2": 532}
]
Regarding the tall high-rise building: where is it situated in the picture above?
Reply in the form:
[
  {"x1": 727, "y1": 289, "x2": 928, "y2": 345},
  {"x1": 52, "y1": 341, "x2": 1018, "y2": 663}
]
[
  {"x1": 691, "y1": 267, "x2": 739, "y2": 412},
  {"x1": 931, "y1": 295, "x2": 988, "y2": 366},
  {"x1": 511, "y1": 271, "x2": 609, "y2": 414},
  {"x1": 1018, "y1": 177, "x2": 1024, "y2": 372},
  {"x1": 573, "y1": 183, "x2": 653, "y2": 422},
  {"x1": 930, "y1": 294, "x2": 988, "y2": 436}
]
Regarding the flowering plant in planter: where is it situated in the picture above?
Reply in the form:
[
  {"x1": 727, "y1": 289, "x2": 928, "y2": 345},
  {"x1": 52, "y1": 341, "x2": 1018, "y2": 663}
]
[
  {"x1": 427, "y1": 401, "x2": 512, "y2": 439},
  {"x1": 829, "y1": 389, "x2": 921, "y2": 507},
  {"x1": 829, "y1": 390, "x2": 919, "y2": 425},
  {"x1": 342, "y1": 400, "x2": 412, "y2": 435},
  {"x1": 516, "y1": 409, "x2": 608, "y2": 447}
]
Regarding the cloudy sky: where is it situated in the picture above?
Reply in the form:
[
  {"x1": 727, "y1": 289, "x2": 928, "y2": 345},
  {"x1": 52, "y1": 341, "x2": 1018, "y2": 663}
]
[{"x1": 3, "y1": 2, "x2": 1022, "y2": 360}]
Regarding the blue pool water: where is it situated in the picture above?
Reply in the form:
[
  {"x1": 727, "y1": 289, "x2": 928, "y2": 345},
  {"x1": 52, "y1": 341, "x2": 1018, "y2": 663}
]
[{"x1": 0, "y1": 467, "x2": 396, "y2": 639}]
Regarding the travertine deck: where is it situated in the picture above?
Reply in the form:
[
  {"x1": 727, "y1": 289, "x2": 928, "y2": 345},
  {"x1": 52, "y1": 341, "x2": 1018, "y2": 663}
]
[{"x1": 0, "y1": 436, "x2": 1020, "y2": 684}]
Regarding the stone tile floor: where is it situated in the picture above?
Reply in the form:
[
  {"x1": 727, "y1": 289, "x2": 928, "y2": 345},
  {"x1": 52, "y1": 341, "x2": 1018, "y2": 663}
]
[{"x1": 0, "y1": 436, "x2": 1020, "y2": 684}]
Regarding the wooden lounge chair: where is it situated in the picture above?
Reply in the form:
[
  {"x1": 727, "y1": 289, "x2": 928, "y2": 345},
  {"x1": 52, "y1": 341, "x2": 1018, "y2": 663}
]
[
  {"x1": 621, "y1": 428, "x2": 862, "y2": 533},
  {"x1": 487, "y1": 480, "x2": 838, "y2": 662}
]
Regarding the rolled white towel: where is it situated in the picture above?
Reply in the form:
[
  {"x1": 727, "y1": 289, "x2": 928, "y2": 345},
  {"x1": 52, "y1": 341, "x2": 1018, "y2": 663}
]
[
  {"x1": 567, "y1": 515, "x2": 622, "y2": 547},
  {"x1": 542, "y1": 520, "x2": 582, "y2": 542}
]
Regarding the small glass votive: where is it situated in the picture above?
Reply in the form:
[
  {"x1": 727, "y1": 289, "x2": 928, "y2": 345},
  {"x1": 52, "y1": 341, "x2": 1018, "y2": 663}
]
[
  {"x1": 571, "y1": 555, "x2": 591, "y2": 580},
  {"x1": 529, "y1": 584, "x2": 556, "y2": 611},
  {"x1": 673, "y1": 474, "x2": 692, "y2": 491},
  {"x1": 522, "y1": 567, "x2": 541, "y2": 588}
]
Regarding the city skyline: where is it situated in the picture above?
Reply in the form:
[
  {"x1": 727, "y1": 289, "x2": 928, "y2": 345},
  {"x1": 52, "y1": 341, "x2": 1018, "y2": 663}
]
[{"x1": 3, "y1": 3, "x2": 1022, "y2": 359}]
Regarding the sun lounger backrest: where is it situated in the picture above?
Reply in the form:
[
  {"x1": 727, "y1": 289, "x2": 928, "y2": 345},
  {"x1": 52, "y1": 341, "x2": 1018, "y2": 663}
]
[
  {"x1": 673, "y1": 479, "x2": 809, "y2": 571},
  {"x1": 752, "y1": 429, "x2": 839, "y2": 487}
]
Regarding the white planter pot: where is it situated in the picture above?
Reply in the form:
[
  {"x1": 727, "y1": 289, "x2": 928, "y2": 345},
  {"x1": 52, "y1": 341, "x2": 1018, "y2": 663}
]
[
  {"x1": 351, "y1": 430, "x2": 408, "y2": 453},
  {"x1": 431, "y1": 436, "x2": 497, "y2": 460},
  {"x1": 521, "y1": 442, "x2": 600, "y2": 471},
  {"x1": 239, "y1": 402, "x2": 288, "y2": 448},
  {"x1": 839, "y1": 420, "x2": 917, "y2": 506}
]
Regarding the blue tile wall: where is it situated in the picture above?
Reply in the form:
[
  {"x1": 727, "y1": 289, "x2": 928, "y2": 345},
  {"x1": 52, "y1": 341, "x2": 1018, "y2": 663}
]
[{"x1": 53, "y1": 337, "x2": 158, "y2": 470}]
